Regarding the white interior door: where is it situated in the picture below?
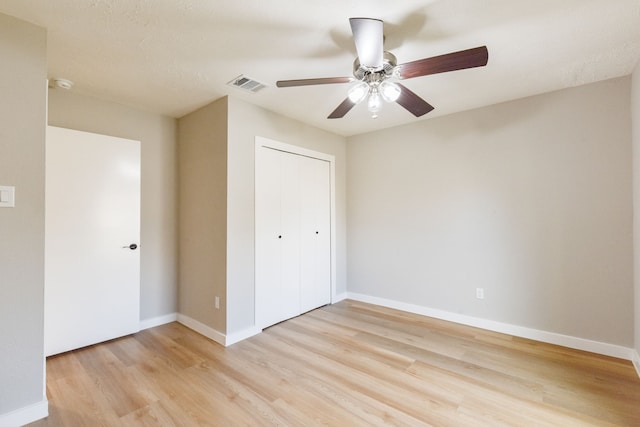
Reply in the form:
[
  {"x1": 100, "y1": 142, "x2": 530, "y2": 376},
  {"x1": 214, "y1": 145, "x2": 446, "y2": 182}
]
[{"x1": 45, "y1": 126, "x2": 141, "y2": 356}]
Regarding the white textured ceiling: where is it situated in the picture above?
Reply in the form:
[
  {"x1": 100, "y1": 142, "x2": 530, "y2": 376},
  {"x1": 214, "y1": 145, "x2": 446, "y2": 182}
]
[{"x1": 1, "y1": 0, "x2": 640, "y2": 136}]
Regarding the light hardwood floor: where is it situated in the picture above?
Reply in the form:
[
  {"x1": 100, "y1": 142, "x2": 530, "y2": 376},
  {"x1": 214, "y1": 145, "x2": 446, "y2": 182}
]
[{"x1": 29, "y1": 300, "x2": 640, "y2": 426}]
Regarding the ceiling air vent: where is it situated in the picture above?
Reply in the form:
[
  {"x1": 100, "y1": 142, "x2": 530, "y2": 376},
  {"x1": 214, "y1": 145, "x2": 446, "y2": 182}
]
[{"x1": 227, "y1": 75, "x2": 266, "y2": 93}]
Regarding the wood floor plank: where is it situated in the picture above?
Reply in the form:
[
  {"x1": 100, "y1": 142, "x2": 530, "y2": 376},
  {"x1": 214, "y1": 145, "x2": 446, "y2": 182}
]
[
  {"x1": 238, "y1": 335, "x2": 434, "y2": 426},
  {"x1": 274, "y1": 319, "x2": 465, "y2": 407},
  {"x1": 311, "y1": 304, "x2": 474, "y2": 360},
  {"x1": 73, "y1": 344, "x2": 153, "y2": 418},
  {"x1": 44, "y1": 351, "x2": 85, "y2": 382},
  {"x1": 118, "y1": 401, "x2": 181, "y2": 427},
  {"x1": 45, "y1": 362, "x2": 123, "y2": 426},
  {"x1": 29, "y1": 300, "x2": 640, "y2": 426},
  {"x1": 260, "y1": 324, "x2": 474, "y2": 425}
]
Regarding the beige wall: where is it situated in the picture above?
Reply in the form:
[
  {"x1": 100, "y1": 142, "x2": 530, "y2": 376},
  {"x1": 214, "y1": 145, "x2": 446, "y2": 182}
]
[
  {"x1": 347, "y1": 77, "x2": 633, "y2": 347},
  {"x1": 48, "y1": 90, "x2": 178, "y2": 321},
  {"x1": 633, "y1": 66, "x2": 640, "y2": 358},
  {"x1": 177, "y1": 97, "x2": 228, "y2": 332},
  {"x1": 226, "y1": 96, "x2": 347, "y2": 334},
  {"x1": 0, "y1": 13, "x2": 47, "y2": 416}
]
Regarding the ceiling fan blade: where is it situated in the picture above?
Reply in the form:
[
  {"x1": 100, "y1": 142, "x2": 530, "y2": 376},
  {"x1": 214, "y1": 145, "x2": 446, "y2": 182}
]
[
  {"x1": 398, "y1": 46, "x2": 488, "y2": 80},
  {"x1": 276, "y1": 77, "x2": 354, "y2": 88},
  {"x1": 349, "y1": 18, "x2": 384, "y2": 69},
  {"x1": 395, "y1": 83, "x2": 434, "y2": 117},
  {"x1": 327, "y1": 98, "x2": 356, "y2": 119}
]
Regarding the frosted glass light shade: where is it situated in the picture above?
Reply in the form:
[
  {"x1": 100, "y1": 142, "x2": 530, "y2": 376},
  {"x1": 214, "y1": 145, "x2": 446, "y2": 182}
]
[
  {"x1": 367, "y1": 91, "x2": 383, "y2": 117},
  {"x1": 347, "y1": 82, "x2": 369, "y2": 103},
  {"x1": 380, "y1": 81, "x2": 401, "y2": 102}
]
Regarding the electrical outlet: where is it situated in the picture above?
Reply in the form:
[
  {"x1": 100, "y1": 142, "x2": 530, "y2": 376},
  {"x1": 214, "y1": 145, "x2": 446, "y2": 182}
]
[
  {"x1": 215, "y1": 296, "x2": 220, "y2": 309},
  {"x1": 476, "y1": 288, "x2": 485, "y2": 299},
  {"x1": 0, "y1": 186, "x2": 15, "y2": 208}
]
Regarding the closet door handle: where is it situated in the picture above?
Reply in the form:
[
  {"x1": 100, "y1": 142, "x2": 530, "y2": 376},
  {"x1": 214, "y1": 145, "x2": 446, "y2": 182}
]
[{"x1": 123, "y1": 243, "x2": 138, "y2": 250}]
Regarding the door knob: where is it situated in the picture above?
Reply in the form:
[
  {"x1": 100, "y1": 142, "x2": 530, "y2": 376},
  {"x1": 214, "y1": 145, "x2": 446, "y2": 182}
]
[{"x1": 123, "y1": 243, "x2": 138, "y2": 250}]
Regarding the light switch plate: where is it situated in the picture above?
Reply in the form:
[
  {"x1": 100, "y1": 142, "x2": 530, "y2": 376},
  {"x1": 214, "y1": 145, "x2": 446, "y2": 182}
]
[{"x1": 0, "y1": 186, "x2": 15, "y2": 208}]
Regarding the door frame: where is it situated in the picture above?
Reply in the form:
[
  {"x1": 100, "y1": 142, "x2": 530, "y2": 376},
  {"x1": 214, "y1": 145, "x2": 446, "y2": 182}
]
[{"x1": 254, "y1": 136, "x2": 337, "y2": 310}]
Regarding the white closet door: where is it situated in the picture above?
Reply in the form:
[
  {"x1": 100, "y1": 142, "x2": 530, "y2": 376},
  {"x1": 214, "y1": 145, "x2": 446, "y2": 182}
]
[
  {"x1": 255, "y1": 145, "x2": 331, "y2": 329},
  {"x1": 299, "y1": 155, "x2": 331, "y2": 313},
  {"x1": 45, "y1": 126, "x2": 141, "y2": 356},
  {"x1": 255, "y1": 147, "x2": 300, "y2": 328},
  {"x1": 279, "y1": 151, "x2": 302, "y2": 320}
]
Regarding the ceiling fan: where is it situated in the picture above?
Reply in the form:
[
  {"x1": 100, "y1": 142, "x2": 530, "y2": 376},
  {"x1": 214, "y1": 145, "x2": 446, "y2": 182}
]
[{"x1": 276, "y1": 18, "x2": 488, "y2": 119}]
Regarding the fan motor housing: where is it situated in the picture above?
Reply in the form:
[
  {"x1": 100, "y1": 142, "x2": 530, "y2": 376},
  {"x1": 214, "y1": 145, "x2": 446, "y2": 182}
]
[{"x1": 353, "y1": 51, "x2": 397, "y2": 81}]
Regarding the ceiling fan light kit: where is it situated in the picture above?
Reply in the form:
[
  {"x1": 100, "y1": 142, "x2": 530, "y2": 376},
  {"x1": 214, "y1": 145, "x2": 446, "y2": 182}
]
[
  {"x1": 276, "y1": 17, "x2": 489, "y2": 120},
  {"x1": 347, "y1": 51, "x2": 402, "y2": 118}
]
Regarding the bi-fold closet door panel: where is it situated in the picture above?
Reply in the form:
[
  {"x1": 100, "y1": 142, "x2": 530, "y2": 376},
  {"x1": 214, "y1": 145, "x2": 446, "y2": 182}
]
[
  {"x1": 255, "y1": 147, "x2": 300, "y2": 328},
  {"x1": 255, "y1": 145, "x2": 331, "y2": 329},
  {"x1": 298, "y1": 155, "x2": 331, "y2": 314}
]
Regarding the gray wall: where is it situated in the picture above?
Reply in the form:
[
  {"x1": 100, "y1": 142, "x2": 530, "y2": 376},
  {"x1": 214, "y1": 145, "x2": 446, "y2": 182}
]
[
  {"x1": 226, "y1": 97, "x2": 347, "y2": 334},
  {"x1": 48, "y1": 90, "x2": 178, "y2": 322},
  {"x1": 0, "y1": 13, "x2": 47, "y2": 415},
  {"x1": 347, "y1": 77, "x2": 633, "y2": 347},
  {"x1": 177, "y1": 97, "x2": 228, "y2": 332}
]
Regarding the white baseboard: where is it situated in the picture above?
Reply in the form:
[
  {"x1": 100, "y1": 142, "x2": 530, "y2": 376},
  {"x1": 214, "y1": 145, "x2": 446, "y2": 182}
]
[
  {"x1": 177, "y1": 314, "x2": 260, "y2": 347},
  {"x1": 139, "y1": 312, "x2": 178, "y2": 331},
  {"x1": 333, "y1": 292, "x2": 348, "y2": 303},
  {"x1": 225, "y1": 326, "x2": 262, "y2": 346},
  {"x1": 346, "y1": 292, "x2": 635, "y2": 361},
  {"x1": 0, "y1": 397, "x2": 48, "y2": 427},
  {"x1": 632, "y1": 350, "x2": 640, "y2": 378},
  {"x1": 177, "y1": 314, "x2": 226, "y2": 346}
]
